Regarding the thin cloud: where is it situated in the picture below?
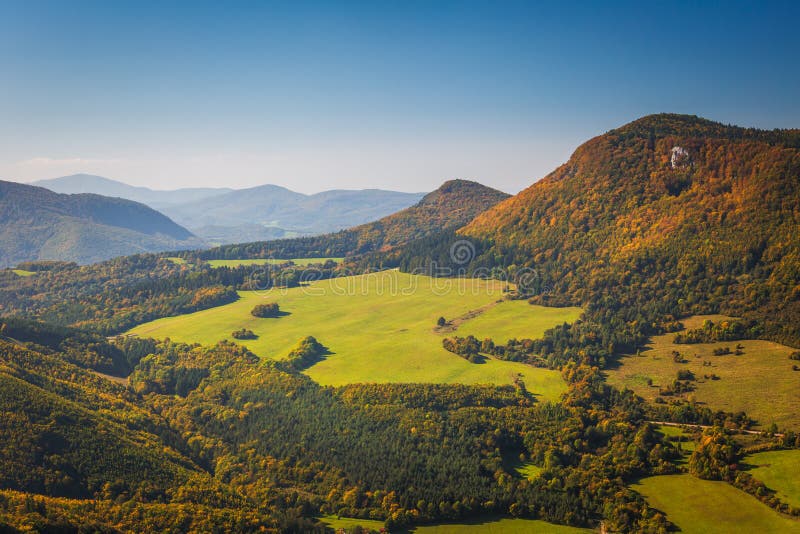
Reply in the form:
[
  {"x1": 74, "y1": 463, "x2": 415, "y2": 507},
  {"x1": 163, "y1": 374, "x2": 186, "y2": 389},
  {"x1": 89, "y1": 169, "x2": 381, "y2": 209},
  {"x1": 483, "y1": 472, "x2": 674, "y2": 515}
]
[{"x1": 16, "y1": 157, "x2": 122, "y2": 167}]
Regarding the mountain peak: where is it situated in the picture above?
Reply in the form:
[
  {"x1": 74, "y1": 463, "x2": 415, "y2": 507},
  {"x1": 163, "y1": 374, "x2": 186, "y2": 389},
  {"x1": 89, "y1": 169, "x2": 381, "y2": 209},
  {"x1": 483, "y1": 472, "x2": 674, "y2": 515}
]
[
  {"x1": 606, "y1": 113, "x2": 800, "y2": 147},
  {"x1": 418, "y1": 179, "x2": 507, "y2": 207}
]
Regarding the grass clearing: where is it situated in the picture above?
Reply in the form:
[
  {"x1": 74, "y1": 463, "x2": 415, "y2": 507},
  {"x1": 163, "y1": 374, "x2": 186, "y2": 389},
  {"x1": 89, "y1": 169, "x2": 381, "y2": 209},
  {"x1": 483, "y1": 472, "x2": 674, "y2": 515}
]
[
  {"x1": 605, "y1": 315, "x2": 800, "y2": 430},
  {"x1": 455, "y1": 300, "x2": 581, "y2": 343},
  {"x1": 513, "y1": 461, "x2": 543, "y2": 480},
  {"x1": 319, "y1": 515, "x2": 591, "y2": 533},
  {"x1": 207, "y1": 257, "x2": 343, "y2": 267},
  {"x1": 320, "y1": 515, "x2": 386, "y2": 531},
  {"x1": 632, "y1": 474, "x2": 800, "y2": 533},
  {"x1": 127, "y1": 271, "x2": 578, "y2": 395},
  {"x1": 164, "y1": 257, "x2": 187, "y2": 265},
  {"x1": 746, "y1": 449, "x2": 800, "y2": 509},
  {"x1": 11, "y1": 269, "x2": 35, "y2": 277}
]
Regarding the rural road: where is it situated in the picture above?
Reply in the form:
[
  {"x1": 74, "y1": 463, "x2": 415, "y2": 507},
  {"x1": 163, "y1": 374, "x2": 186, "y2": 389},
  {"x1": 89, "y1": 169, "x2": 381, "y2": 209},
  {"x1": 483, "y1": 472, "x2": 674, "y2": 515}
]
[{"x1": 647, "y1": 421, "x2": 784, "y2": 438}]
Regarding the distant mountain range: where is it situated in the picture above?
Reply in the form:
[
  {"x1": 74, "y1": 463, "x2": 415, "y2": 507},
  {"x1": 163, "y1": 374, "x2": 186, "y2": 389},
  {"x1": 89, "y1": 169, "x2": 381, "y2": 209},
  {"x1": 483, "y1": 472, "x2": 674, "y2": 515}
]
[
  {"x1": 0, "y1": 180, "x2": 202, "y2": 267},
  {"x1": 31, "y1": 174, "x2": 232, "y2": 209},
  {"x1": 32, "y1": 175, "x2": 427, "y2": 245},
  {"x1": 198, "y1": 179, "x2": 510, "y2": 259}
]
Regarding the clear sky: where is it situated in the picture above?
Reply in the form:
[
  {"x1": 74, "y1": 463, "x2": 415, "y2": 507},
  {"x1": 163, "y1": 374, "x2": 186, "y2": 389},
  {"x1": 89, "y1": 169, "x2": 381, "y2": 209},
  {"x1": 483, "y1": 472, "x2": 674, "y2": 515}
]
[{"x1": 0, "y1": 0, "x2": 798, "y2": 194}]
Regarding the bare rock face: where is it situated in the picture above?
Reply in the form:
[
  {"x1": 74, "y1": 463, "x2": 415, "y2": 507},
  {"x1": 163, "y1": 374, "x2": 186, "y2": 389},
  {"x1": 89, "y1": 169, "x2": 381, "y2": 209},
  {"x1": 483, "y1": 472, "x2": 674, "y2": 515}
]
[{"x1": 671, "y1": 146, "x2": 691, "y2": 169}]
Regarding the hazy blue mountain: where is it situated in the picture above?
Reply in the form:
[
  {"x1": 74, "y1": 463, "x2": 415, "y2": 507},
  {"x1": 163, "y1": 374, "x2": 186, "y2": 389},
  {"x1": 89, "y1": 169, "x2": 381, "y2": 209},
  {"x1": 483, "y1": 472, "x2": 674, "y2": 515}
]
[
  {"x1": 0, "y1": 180, "x2": 203, "y2": 267},
  {"x1": 31, "y1": 174, "x2": 233, "y2": 209},
  {"x1": 159, "y1": 185, "x2": 426, "y2": 244},
  {"x1": 32, "y1": 174, "x2": 427, "y2": 245}
]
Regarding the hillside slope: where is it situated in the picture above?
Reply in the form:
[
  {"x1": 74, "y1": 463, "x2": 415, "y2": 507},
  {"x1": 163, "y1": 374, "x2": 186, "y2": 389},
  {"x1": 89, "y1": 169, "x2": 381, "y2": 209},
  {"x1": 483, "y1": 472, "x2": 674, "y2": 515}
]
[
  {"x1": 198, "y1": 179, "x2": 509, "y2": 259},
  {"x1": 0, "y1": 180, "x2": 203, "y2": 266},
  {"x1": 461, "y1": 114, "x2": 800, "y2": 344}
]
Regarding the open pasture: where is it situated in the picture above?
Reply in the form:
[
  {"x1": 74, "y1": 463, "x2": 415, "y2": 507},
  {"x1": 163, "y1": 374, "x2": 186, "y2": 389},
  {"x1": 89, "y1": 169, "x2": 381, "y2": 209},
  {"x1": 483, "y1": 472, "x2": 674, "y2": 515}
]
[
  {"x1": 746, "y1": 449, "x2": 800, "y2": 509},
  {"x1": 127, "y1": 271, "x2": 580, "y2": 395},
  {"x1": 632, "y1": 474, "x2": 800, "y2": 533},
  {"x1": 605, "y1": 315, "x2": 800, "y2": 430}
]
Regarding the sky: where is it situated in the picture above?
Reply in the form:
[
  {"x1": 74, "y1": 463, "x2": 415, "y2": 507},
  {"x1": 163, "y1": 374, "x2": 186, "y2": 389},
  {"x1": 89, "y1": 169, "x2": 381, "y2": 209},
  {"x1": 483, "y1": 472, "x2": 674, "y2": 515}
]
[{"x1": 0, "y1": 0, "x2": 798, "y2": 194}]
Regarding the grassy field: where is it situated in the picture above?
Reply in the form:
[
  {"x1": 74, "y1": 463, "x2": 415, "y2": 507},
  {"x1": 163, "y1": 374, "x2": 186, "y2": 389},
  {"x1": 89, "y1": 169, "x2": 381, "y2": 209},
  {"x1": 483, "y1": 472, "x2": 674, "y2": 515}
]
[
  {"x1": 11, "y1": 269, "x2": 35, "y2": 277},
  {"x1": 207, "y1": 257, "x2": 343, "y2": 267},
  {"x1": 746, "y1": 449, "x2": 800, "y2": 509},
  {"x1": 320, "y1": 515, "x2": 591, "y2": 533},
  {"x1": 512, "y1": 461, "x2": 543, "y2": 480},
  {"x1": 455, "y1": 300, "x2": 581, "y2": 343},
  {"x1": 632, "y1": 474, "x2": 800, "y2": 533},
  {"x1": 164, "y1": 257, "x2": 187, "y2": 265},
  {"x1": 127, "y1": 271, "x2": 580, "y2": 395},
  {"x1": 605, "y1": 315, "x2": 800, "y2": 430}
]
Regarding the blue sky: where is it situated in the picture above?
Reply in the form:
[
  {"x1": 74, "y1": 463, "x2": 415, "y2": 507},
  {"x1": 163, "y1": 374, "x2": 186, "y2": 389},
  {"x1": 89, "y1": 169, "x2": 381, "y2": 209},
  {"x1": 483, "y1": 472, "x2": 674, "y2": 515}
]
[{"x1": 0, "y1": 0, "x2": 798, "y2": 193}]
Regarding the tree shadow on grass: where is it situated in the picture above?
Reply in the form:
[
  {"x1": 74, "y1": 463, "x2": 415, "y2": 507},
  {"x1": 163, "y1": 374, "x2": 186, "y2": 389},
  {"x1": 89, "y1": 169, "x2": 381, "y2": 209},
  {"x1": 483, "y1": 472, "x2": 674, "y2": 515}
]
[{"x1": 254, "y1": 310, "x2": 292, "y2": 319}]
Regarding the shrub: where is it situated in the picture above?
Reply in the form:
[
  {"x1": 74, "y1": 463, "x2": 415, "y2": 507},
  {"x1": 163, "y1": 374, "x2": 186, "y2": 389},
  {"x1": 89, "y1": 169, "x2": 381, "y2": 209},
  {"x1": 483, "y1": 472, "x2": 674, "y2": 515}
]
[
  {"x1": 251, "y1": 303, "x2": 280, "y2": 318},
  {"x1": 677, "y1": 369, "x2": 695, "y2": 381},
  {"x1": 231, "y1": 328, "x2": 257, "y2": 340}
]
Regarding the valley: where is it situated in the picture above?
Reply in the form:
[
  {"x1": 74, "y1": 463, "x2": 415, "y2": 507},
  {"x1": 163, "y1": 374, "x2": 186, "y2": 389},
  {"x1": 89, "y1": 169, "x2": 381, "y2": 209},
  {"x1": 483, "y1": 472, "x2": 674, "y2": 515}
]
[
  {"x1": 127, "y1": 271, "x2": 581, "y2": 394},
  {"x1": 2, "y1": 113, "x2": 800, "y2": 532}
]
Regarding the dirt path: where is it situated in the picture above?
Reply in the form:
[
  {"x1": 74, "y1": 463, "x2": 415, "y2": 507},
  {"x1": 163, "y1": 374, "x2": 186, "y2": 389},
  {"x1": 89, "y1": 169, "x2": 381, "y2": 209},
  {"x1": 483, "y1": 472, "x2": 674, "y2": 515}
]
[
  {"x1": 433, "y1": 299, "x2": 504, "y2": 334},
  {"x1": 91, "y1": 370, "x2": 130, "y2": 386},
  {"x1": 647, "y1": 420, "x2": 783, "y2": 438}
]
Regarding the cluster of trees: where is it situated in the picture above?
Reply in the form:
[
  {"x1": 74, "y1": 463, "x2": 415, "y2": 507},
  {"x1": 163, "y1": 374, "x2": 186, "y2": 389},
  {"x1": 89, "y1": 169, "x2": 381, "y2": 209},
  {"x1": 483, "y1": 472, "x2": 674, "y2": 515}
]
[
  {"x1": 231, "y1": 328, "x2": 257, "y2": 340},
  {"x1": 279, "y1": 336, "x2": 328, "y2": 371},
  {"x1": 251, "y1": 303, "x2": 280, "y2": 318},
  {"x1": 0, "y1": 316, "x2": 146, "y2": 375},
  {"x1": 688, "y1": 428, "x2": 740, "y2": 480},
  {"x1": 441, "y1": 335, "x2": 554, "y2": 367},
  {"x1": 674, "y1": 319, "x2": 760, "y2": 344},
  {"x1": 441, "y1": 335, "x2": 483, "y2": 362}
]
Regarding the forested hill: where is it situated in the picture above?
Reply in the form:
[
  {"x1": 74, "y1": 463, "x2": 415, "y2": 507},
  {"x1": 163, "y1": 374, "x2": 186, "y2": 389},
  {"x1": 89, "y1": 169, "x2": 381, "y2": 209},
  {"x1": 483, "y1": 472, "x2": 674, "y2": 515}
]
[
  {"x1": 194, "y1": 179, "x2": 509, "y2": 260},
  {"x1": 0, "y1": 180, "x2": 203, "y2": 267},
  {"x1": 460, "y1": 114, "x2": 800, "y2": 345}
]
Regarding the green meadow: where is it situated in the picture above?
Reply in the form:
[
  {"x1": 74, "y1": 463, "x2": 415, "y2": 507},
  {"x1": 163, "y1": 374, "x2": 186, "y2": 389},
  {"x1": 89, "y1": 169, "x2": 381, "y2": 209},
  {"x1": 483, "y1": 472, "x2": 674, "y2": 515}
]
[
  {"x1": 11, "y1": 269, "x2": 35, "y2": 277},
  {"x1": 512, "y1": 461, "x2": 543, "y2": 480},
  {"x1": 632, "y1": 475, "x2": 800, "y2": 533},
  {"x1": 456, "y1": 300, "x2": 581, "y2": 343},
  {"x1": 128, "y1": 271, "x2": 581, "y2": 396},
  {"x1": 207, "y1": 257, "x2": 343, "y2": 267},
  {"x1": 746, "y1": 449, "x2": 800, "y2": 509},
  {"x1": 320, "y1": 515, "x2": 591, "y2": 533},
  {"x1": 606, "y1": 315, "x2": 800, "y2": 430}
]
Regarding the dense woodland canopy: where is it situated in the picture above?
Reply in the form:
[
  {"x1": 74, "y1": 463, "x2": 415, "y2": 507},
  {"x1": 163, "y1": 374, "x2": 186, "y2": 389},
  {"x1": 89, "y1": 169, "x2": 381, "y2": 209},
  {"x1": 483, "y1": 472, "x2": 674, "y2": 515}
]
[{"x1": 1, "y1": 115, "x2": 799, "y2": 532}]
